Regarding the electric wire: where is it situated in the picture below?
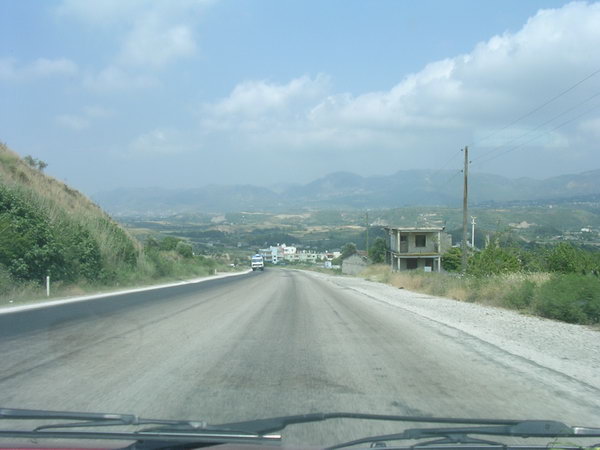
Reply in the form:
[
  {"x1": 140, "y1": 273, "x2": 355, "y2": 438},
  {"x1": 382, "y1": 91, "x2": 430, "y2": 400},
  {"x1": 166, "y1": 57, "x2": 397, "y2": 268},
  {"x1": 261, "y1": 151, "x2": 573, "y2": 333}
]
[
  {"x1": 430, "y1": 68, "x2": 600, "y2": 199},
  {"x1": 474, "y1": 100, "x2": 600, "y2": 166},
  {"x1": 430, "y1": 148, "x2": 463, "y2": 176},
  {"x1": 469, "y1": 66, "x2": 600, "y2": 149},
  {"x1": 471, "y1": 90, "x2": 600, "y2": 165}
]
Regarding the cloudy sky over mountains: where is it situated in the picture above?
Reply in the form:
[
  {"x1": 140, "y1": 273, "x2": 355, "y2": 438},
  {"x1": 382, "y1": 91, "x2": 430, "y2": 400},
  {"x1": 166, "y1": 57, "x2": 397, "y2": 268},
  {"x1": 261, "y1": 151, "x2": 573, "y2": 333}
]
[{"x1": 1, "y1": 1, "x2": 599, "y2": 194}]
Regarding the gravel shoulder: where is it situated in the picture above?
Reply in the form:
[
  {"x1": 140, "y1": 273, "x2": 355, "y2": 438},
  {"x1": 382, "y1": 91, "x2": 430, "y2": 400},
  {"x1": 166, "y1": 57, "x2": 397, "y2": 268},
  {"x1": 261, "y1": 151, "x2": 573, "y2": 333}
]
[{"x1": 304, "y1": 270, "x2": 600, "y2": 391}]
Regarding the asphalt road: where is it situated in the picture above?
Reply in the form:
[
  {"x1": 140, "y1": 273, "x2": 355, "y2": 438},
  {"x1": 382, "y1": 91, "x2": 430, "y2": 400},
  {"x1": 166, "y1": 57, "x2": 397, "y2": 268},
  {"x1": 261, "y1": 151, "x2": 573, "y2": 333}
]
[{"x1": 0, "y1": 269, "x2": 598, "y2": 447}]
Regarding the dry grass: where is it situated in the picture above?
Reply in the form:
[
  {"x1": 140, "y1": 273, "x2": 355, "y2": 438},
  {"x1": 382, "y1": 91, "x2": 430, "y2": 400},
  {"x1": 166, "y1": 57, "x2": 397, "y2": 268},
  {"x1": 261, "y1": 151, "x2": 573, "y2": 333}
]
[
  {"x1": 0, "y1": 143, "x2": 237, "y2": 306},
  {"x1": 358, "y1": 264, "x2": 553, "y2": 311},
  {"x1": 0, "y1": 143, "x2": 142, "y2": 269}
]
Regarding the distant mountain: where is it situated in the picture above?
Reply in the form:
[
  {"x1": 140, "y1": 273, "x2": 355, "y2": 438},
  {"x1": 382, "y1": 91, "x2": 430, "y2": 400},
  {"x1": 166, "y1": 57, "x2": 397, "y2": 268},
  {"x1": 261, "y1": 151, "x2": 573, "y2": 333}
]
[{"x1": 93, "y1": 169, "x2": 600, "y2": 216}]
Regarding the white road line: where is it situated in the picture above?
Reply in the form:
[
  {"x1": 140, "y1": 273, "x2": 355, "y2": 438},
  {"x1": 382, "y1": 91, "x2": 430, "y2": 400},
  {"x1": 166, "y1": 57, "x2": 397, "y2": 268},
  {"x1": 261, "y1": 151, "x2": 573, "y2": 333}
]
[{"x1": 0, "y1": 270, "x2": 252, "y2": 315}]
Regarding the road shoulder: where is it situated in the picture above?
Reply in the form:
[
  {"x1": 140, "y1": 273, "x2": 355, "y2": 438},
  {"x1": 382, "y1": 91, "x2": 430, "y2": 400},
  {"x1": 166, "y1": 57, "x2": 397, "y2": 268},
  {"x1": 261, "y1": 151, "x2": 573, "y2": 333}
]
[{"x1": 301, "y1": 269, "x2": 600, "y2": 392}]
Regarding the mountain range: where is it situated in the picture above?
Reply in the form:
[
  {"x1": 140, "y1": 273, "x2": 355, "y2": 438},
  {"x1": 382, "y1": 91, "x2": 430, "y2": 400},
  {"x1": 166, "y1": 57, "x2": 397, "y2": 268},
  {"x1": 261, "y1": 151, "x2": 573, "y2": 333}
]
[{"x1": 92, "y1": 169, "x2": 600, "y2": 216}]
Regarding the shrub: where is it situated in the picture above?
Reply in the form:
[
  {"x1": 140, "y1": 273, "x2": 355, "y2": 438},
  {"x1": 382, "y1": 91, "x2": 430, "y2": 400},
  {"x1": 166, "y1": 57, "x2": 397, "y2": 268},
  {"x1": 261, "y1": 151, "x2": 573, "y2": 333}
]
[
  {"x1": 503, "y1": 279, "x2": 536, "y2": 309},
  {"x1": 442, "y1": 247, "x2": 462, "y2": 272},
  {"x1": 176, "y1": 241, "x2": 194, "y2": 258},
  {"x1": 544, "y1": 243, "x2": 584, "y2": 274},
  {"x1": 468, "y1": 244, "x2": 521, "y2": 276},
  {"x1": 369, "y1": 237, "x2": 386, "y2": 264},
  {"x1": 533, "y1": 274, "x2": 600, "y2": 324},
  {"x1": 159, "y1": 236, "x2": 181, "y2": 251},
  {"x1": 341, "y1": 242, "x2": 357, "y2": 259},
  {"x1": 0, "y1": 186, "x2": 63, "y2": 282}
]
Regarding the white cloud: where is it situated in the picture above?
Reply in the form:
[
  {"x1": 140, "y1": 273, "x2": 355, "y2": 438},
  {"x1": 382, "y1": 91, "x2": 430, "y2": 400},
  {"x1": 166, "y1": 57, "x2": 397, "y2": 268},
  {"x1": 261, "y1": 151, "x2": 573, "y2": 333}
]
[
  {"x1": 54, "y1": 0, "x2": 214, "y2": 94},
  {"x1": 56, "y1": 114, "x2": 89, "y2": 131},
  {"x1": 83, "y1": 105, "x2": 115, "y2": 118},
  {"x1": 578, "y1": 115, "x2": 600, "y2": 139},
  {"x1": 56, "y1": 0, "x2": 147, "y2": 25},
  {"x1": 83, "y1": 66, "x2": 157, "y2": 91},
  {"x1": 119, "y1": 16, "x2": 196, "y2": 68},
  {"x1": 0, "y1": 57, "x2": 78, "y2": 81},
  {"x1": 56, "y1": 106, "x2": 115, "y2": 131},
  {"x1": 210, "y1": 75, "x2": 330, "y2": 117},
  {"x1": 195, "y1": 1, "x2": 600, "y2": 175},
  {"x1": 0, "y1": 58, "x2": 15, "y2": 80},
  {"x1": 57, "y1": 0, "x2": 211, "y2": 69},
  {"x1": 129, "y1": 129, "x2": 188, "y2": 156},
  {"x1": 57, "y1": 0, "x2": 212, "y2": 25},
  {"x1": 29, "y1": 58, "x2": 78, "y2": 77}
]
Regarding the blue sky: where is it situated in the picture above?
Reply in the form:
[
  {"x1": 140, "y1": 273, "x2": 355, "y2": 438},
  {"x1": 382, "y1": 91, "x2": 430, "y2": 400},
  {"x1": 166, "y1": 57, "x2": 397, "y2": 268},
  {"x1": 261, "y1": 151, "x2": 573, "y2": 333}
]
[{"x1": 1, "y1": 0, "x2": 600, "y2": 195}]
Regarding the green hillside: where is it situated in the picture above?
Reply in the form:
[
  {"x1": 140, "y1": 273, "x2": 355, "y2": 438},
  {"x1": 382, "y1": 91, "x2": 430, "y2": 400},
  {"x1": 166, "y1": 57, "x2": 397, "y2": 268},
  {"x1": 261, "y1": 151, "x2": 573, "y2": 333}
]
[{"x1": 0, "y1": 143, "x2": 223, "y2": 303}]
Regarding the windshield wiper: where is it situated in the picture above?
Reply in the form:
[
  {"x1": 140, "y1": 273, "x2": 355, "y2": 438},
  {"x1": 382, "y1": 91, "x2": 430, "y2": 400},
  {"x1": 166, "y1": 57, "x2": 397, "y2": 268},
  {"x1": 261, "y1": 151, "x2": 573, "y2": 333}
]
[
  {"x1": 325, "y1": 421, "x2": 600, "y2": 450},
  {"x1": 219, "y1": 413, "x2": 600, "y2": 449},
  {"x1": 0, "y1": 407, "x2": 281, "y2": 448},
  {"x1": 2, "y1": 408, "x2": 599, "y2": 450},
  {"x1": 217, "y1": 412, "x2": 522, "y2": 434}
]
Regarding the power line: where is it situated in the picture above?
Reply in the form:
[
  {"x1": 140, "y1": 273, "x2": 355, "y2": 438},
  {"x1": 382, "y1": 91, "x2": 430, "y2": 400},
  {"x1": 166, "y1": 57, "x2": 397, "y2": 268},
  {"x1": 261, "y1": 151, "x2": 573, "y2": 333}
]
[
  {"x1": 471, "y1": 90, "x2": 600, "y2": 165},
  {"x1": 431, "y1": 68, "x2": 600, "y2": 203},
  {"x1": 475, "y1": 100, "x2": 600, "y2": 166},
  {"x1": 430, "y1": 148, "x2": 463, "y2": 178},
  {"x1": 437, "y1": 168, "x2": 463, "y2": 189},
  {"x1": 470, "y1": 66, "x2": 600, "y2": 149}
]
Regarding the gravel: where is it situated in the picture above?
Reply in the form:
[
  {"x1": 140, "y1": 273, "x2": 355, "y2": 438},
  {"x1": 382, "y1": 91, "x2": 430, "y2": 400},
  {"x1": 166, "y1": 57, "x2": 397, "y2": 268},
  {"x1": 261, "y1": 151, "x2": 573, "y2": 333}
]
[{"x1": 307, "y1": 271, "x2": 600, "y2": 391}]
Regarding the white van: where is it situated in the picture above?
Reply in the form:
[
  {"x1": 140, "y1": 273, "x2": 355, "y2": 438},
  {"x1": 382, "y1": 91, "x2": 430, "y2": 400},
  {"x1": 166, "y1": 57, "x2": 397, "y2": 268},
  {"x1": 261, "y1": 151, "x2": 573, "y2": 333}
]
[{"x1": 251, "y1": 254, "x2": 264, "y2": 271}]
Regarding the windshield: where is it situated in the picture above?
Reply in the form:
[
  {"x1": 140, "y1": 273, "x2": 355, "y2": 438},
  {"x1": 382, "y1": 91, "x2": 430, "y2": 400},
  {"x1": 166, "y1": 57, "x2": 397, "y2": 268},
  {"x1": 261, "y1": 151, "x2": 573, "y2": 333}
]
[{"x1": 1, "y1": 1, "x2": 600, "y2": 449}]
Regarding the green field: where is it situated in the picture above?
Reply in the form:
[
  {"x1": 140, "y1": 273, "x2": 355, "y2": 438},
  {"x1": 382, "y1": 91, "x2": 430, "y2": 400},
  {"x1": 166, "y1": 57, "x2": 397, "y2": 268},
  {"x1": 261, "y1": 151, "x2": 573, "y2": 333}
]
[{"x1": 118, "y1": 199, "x2": 600, "y2": 259}]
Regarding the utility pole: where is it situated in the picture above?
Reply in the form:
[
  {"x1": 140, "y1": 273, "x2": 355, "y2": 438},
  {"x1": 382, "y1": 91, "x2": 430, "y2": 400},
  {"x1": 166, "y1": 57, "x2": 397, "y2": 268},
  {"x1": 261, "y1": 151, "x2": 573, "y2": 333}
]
[
  {"x1": 461, "y1": 146, "x2": 469, "y2": 272},
  {"x1": 471, "y1": 216, "x2": 477, "y2": 248},
  {"x1": 365, "y1": 210, "x2": 369, "y2": 257}
]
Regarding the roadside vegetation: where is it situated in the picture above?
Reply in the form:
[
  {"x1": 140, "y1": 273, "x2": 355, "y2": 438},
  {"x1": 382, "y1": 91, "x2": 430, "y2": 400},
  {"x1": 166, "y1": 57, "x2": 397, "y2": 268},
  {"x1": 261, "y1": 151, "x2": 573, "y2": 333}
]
[
  {"x1": 360, "y1": 241, "x2": 600, "y2": 326},
  {"x1": 0, "y1": 143, "x2": 232, "y2": 306}
]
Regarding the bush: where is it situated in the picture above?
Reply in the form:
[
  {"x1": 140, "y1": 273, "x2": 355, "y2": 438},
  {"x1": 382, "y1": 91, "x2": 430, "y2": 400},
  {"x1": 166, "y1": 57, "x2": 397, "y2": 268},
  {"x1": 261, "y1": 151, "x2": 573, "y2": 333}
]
[
  {"x1": 503, "y1": 279, "x2": 536, "y2": 309},
  {"x1": 533, "y1": 274, "x2": 600, "y2": 324},
  {"x1": 543, "y1": 243, "x2": 599, "y2": 275},
  {"x1": 0, "y1": 186, "x2": 63, "y2": 282},
  {"x1": 176, "y1": 241, "x2": 194, "y2": 258},
  {"x1": 442, "y1": 247, "x2": 462, "y2": 272},
  {"x1": 369, "y1": 237, "x2": 386, "y2": 264},
  {"x1": 159, "y1": 236, "x2": 181, "y2": 251},
  {"x1": 544, "y1": 243, "x2": 583, "y2": 274},
  {"x1": 468, "y1": 244, "x2": 521, "y2": 276},
  {"x1": 341, "y1": 242, "x2": 357, "y2": 259}
]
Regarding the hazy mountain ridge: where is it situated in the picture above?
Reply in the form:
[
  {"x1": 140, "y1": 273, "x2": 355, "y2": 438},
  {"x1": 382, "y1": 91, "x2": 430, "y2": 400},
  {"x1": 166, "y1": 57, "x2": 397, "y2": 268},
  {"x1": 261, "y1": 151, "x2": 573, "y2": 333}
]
[{"x1": 93, "y1": 169, "x2": 600, "y2": 215}]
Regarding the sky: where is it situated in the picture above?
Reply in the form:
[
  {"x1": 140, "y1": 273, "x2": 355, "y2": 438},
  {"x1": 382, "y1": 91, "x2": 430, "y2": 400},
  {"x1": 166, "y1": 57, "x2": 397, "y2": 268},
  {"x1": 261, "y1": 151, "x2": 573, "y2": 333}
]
[{"x1": 1, "y1": 0, "x2": 600, "y2": 195}]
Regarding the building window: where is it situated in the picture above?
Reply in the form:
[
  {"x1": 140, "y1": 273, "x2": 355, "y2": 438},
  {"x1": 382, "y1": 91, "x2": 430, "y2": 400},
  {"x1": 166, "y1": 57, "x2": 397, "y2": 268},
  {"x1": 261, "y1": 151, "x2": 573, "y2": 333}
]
[
  {"x1": 400, "y1": 234, "x2": 408, "y2": 252},
  {"x1": 407, "y1": 259, "x2": 418, "y2": 269},
  {"x1": 415, "y1": 234, "x2": 426, "y2": 247}
]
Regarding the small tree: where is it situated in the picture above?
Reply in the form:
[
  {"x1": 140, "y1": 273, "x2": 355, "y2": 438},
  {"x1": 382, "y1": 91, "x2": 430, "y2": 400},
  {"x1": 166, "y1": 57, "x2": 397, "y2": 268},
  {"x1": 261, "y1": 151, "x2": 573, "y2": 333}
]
[
  {"x1": 468, "y1": 243, "x2": 521, "y2": 276},
  {"x1": 442, "y1": 247, "x2": 462, "y2": 272},
  {"x1": 369, "y1": 237, "x2": 386, "y2": 263},
  {"x1": 23, "y1": 155, "x2": 47, "y2": 171},
  {"x1": 24, "y1": 155, "x2": 36, "y2": 168},
  {"x1": 159, "y1": 236, "x2": 181, "y2": 251},
  {"x1": 545, "y1": 243, "x2": 584, "y2": 274},
  {"x1": 175, "y1": 241, "x2": 194, "y2": 258},
  {"x1": 340, "y1": 242, "x2": 357, "y2": 260}
]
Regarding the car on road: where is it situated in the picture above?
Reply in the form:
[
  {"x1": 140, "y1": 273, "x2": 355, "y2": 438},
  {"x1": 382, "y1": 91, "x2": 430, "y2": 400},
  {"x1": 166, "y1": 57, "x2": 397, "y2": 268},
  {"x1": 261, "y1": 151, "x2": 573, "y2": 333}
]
[{"x1": 251, "y1": 254, "x2": 265, "y2": 271}]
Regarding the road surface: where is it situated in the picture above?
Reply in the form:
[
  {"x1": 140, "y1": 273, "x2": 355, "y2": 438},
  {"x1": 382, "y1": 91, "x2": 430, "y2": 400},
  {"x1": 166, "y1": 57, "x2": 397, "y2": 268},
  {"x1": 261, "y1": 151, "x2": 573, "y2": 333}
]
[{"x1": 0, "y1": 269, "x2": 598, "y2": 446}]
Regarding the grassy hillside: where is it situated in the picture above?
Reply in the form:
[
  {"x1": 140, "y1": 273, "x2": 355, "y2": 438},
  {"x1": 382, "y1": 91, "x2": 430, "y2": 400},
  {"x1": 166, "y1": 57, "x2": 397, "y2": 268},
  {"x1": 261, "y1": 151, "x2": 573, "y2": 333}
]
[{"x1": 0, "y1": 143, "x2": 225, "y2": 304}]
